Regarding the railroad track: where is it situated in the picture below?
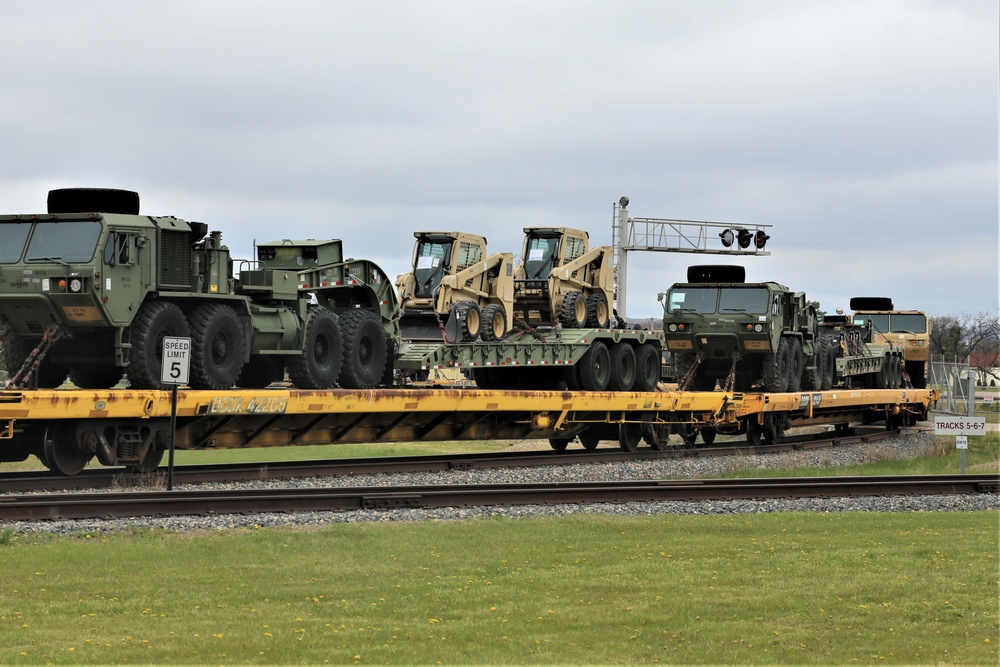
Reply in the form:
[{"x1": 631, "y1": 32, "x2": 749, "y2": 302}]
[
  {"x1": 1, "y1": 475, "x2": 995, "y2": 521},
  {"x1": 0, "y1": 427, "x2": 900, "y2": 493}
]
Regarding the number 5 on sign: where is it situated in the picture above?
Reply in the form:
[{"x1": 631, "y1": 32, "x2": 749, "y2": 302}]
[{"x1": 161, "y1": 336, "x2": 191, "y2": 385}]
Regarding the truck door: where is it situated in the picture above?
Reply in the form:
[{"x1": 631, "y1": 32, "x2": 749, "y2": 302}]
[{"x1": 100, "y1": 229, "x2": 144, "y2": 325}]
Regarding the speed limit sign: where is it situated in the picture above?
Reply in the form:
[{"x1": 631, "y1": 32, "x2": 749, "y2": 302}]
[{"x1": 161, "y1": 337, "x2": 191, "y2": 385}]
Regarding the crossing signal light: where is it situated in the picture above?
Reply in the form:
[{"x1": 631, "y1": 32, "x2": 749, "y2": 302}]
[
  {"x1": 754, "y1": 230, "x2": 770, "y2": 249},
  {"x1": 719, "y1": 229, "x2": 735, "y2": 247},
  {"x1": 737, "y1": 229, "x2": 752, "y2": 248}
]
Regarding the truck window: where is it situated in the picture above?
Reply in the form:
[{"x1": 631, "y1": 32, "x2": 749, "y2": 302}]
[
  {"x1": 719, "y1": 287, "x2": 769, "y2": 314},
  {"x1": 666, "y1": 287, "x2": 718, "y2": 314},
  {"x1": 854, "y1": 314, "x2": 889, "y2": 332},
  {"x1": 888, "y1": 314, "x2": 927, "y2": 334},
  {"x1": 103, "y1": 231, "x2": 132, "y2": 266},
  {"x1": 0, "y1": 221, "x2": 32, "y2": 263},
  {"x1": 26, "y1": 220, "x2": 102, "y2": 263}
]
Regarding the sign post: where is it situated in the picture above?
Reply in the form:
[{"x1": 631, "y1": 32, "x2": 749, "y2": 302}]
[
  {"x1": 933, "y1": 416, "x2": 986, "y2": 475},
  {"x1": 161, "y1": 336, "x2": 191, "y2": 491}
]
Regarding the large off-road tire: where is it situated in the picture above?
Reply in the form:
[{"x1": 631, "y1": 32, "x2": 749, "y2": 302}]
[
  {"x1": 608, "y1": 342, "x2": 637, "y2": 391},
  {"x1": 559, "y1": 291, "x2": 587, "y2": 329},
  {"x1": 822, "y1": 341, "x2": 837, "y2": 390},
  {"x1": 787, "y1": 337, "x2": 804, "y2": 392},
  {"x1": 287, "y1": 307, "x2": 342, "y2": 389},
  {"x1": 577, "y1": 341, "x2": 611, "y2": 391},
  {"x1": 69, "y1": 365, "x2": 124, "y2": 389},
  {"x1": 338, "y1": 309, "x2": 388, "y2": 389},
  {"x1": 480, "y1": 304, "x2": 507, "y2": 342},
  {"x1": 762, "y1": 337, "x2": 793, "y2": 393},
  {"x1": 586, "y1": 293, "x2": 610, "y2": 328},
  {"x1": 126, "y1": 301, "x2": 191, "y2": 390},
  {"x1": 633, "y1": 343, "x2": 661, "y2": 392},
  {"x1": 448, "y1": 301, "x2": 482, "y2": 342},
  {"x1": 237, "y1": 355, "x2": 285, "y2": 388},
  {"x1": 190, "y1": 303, "x2": 245, "y2": 390},
  {"x1": 675, "y1": 352, "x2": 715, "y2": 392},
  {"x1": 804, "y1": 339, "x2": 824, "y2": 391}
]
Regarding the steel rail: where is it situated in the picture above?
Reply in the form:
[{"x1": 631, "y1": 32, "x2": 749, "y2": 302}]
[
  {"x1": 1, "y1": 475, "x2": 995, "y2": 521},
  {"x1": 0, "y1": 428, "x2": 899, "y2": 493}
]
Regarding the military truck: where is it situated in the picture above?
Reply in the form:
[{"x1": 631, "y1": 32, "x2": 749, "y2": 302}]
[
  {"x1": 850, "y1": 297, "x2": 930, "y2": 388},
  {"x1": 513, "y1": 227, "x2": 613, "y2": 329},
  {"x1": 394, "y1": 232, "x2": 514, "y2": 343},
  {"x1": 659, "y1": 265, "x2": 903, "y2": 393},
  {"x1": 0, "y1": 188, "x2": 395, "y2": 391}
]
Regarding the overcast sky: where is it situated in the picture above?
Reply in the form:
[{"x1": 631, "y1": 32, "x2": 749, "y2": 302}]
[{"x1": 2, "y1": 0, "x2": 997, "y2": 318}]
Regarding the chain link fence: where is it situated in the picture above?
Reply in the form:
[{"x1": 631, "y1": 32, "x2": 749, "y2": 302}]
[{"x1": 928, "y1": 356, "x2": 976, "y2": 415}]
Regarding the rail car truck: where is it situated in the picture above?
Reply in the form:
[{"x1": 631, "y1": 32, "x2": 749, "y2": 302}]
[
  {"x1": 659, "y1": 265, "x2": 904, "y2": 393},
  {"x1": 0, "y1": 188, "x2": 395, "y2": 392},
  {"x1": 850, "y1": 297, "x2": 930, "y2": 388}
]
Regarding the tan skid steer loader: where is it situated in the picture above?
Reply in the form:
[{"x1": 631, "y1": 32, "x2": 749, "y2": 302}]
[{"x1": 395, "y1": 231, "x2": 514, "y2": 343}]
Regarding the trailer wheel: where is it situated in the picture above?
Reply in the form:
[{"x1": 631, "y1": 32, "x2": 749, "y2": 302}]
[
  {"x1": 40, "y1": 421, "x2": 91, "y2": 476},
  {"x1": 190, "y1": 303, "x2": 245, "y2": 390},
  {"x1": 577, "y1": 341, "x2": 611, "y2": 391},
  {"x1": 472, "y1": 367, "x2": 494, "y2": 389},
  {"x1": 633, "y1": 344, "x2": 661, "y2": 392},
  {"x1": 238, "y1": 356, "x2": 285, "y2": 388},
  {"x1": 69, "y1": 365, "x2": 124, "y2": 389},
  {"x1": 339, "y1": 309, "x2": 388, "y2": 389},
  {"x1": 608, "y1": 343, "x2": 636, "y2": 391},
  {"x1": 127, "y1": 301, "x2": 191, "y2": 390},
  {"x1": 287, "y1": 307, "x2": 342, "y2": 389},
  {"x1": 480, "y1": 304, "x2": 507, "y2": 341},
  {"x1": 787, "y1": 337, "x2": 804, "y2": 392},
  {"x1": 586, "y1": 293, "x2": 610, "y2": 328},
  {"x1": 559, "y1": 291, "x2": 587, "y2": 328}
]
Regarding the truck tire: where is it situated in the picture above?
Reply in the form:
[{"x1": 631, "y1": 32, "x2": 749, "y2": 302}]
[
  {"x1": 906, "y1": 360, "x2": 926, "y2": 388},
  {"x1": 577, "y1": 341, "x2": 611, "y2": 391},
  {"x1": 560, "y1": 291, "x2": 587, "y2": 328},
  {"x1": 608, "y1": 342, "x2": 636, "y2": 391},
  {"x1": 69, "y1": 365, "x2": 124, "y2": 389},
  {"x1": 633, "y1": 343, "x2": 661, "y2": 392},
  {"x1": 586, "y1": 293, "x2": 610, "y2": 328},
  {"x1": 287, "y1": 307, "x2": 342, "y2": 389},
  {"x1": 804, "y1": 339, "x2": 824, "y2": 391},
  {"x1": 675, "y1": 352, "x2": 714, "y2": 392},
  {"x1": 762, "y1": 338, "x2": 793, "y2": 392},
  {"x1": 238, "y1": 356, "x2": 285, "y2": 388},
  {"x1": 190, "y1": 303, "x2": 245, "y2": 390},
  {"x1": 822, "y1": 341, "x2": 836, "y2": 390},
  {"x1": 1, "y1": 333, "x2": 68, "y2": 388},
  {"x1": 126, "y1": 301, "x2": 191, "y2": 390},
  {"x1": 480, "y1": 304, "x2": 507, "y2": 341},
  {"x1": 338, "y1": 309, "x2": 387, "y2": 389},
  {"x1": 787, "y1": 337, "x2": 804, "y2": 392}
]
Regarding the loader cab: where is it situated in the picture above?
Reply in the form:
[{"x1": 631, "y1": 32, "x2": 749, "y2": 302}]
[
  {"x1": 521, "y1": 228, "x2": 589, "y2": 281},
  {"x1": 410, "y1": 232, "x2": 486, "y2": 299}
]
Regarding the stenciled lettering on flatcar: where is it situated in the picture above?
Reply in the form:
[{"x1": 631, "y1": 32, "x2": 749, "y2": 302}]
[{"x1": 207, "y1": 395, "x2": 289, "y2": 415}]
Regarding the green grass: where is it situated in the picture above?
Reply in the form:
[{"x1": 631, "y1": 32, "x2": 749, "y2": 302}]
[{"x1": 1, "y1": 512, "x2": 996, "y2": 664}]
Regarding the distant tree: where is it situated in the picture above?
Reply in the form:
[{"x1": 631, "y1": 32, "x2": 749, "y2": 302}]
[{"x1": 930, "y1": 311, "x2": 1000, "y2": 385}]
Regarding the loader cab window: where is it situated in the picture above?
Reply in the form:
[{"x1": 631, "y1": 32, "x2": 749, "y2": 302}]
[
  {"x1": 25, "y1": 220, "x2": 102, "y2": 263},
  {"x1": 414, "y1": 239, "x2": 452, "y2": 298},
  {"x1": 0, "y1": 221, "x2": 31, "y2": 263},
  {"x1": 455, "y1": 242, "x2": 482, "y2": 271},
  {"x1": 524, "y1": 236, "x2": 559, "y2": 279},
  {"x1": 562, "y1": 236, "x2": 586, "y2": 262},
  {"x1": 665, "y1": 287, "x2": 718, "y2": 314}
]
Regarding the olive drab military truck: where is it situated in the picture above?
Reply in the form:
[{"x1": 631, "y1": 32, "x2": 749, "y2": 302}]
[
  {"x1": 849, "y1": 297, "x2": 931, "y2": 388},
  {"x1": 513, "y1": 227, "x2": 613, "y2": 329},
  {"x1": 0, "y1": 188, "x2": 396, "y2": 392},
  {"x1": 394, "y1": 231, "x2": 514, "y2": 343},
  {"x1": 660, "y1": 265, "x2": 904, "y2": 394}
]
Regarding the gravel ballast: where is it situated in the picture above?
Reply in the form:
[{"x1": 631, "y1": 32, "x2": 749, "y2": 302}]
[{"x1": 3, "y1": 429, "x2": 997, "y2": 535}]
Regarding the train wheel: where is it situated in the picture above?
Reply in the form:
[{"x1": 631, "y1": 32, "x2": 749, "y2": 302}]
[
  {"x1": 559, "y1": 291, "x2": 587, "y2": 329},
  {"x1": 608, "y1": 343, "x2": 636, "y2": 391},
  {"x1": 190, "y1": 303, "x2": 245, "y2": 390},
  {"x1": 238, "y1": 355, "x2": 285, "y2": 388},
  {"x1": 127, "y1": 447, "x2": 164, "y2": 473},
  {"x1": 805, "y1": 339, "x2": 824, "y2": 391},
  {"x1": 633, "y1": 344, "x2": 661, "y2": 392},
  {"x1": 480, "y1": 304, "x2": 507, "y2": 342},
  {"x1": 586, "y1": 293, "x2": 610, "y2": 328},
  {"x1": 548, "y1": 438, "x2": 570, "y2": 452},
  {"x1": 288, "y1": 307, "x2": 342, "y2": 389},
  {"x1": 618, "y1": 423, "x2": 642, "y2": 452},
  {"x1": 786, "y1": 338, "x2": 803, "y2": 392},
  {"x1": 127, "y1": 301, "x2": 191, "y2": 390},
  {"x1": 579, "y1": 431, "x2": 600, "y2": 450},
  {"x1": 578, "y1": 341, "x2": 611, "y2": 391},
  {"x1": 339, "y1": 309, "x2": 388, "y2": 389},
  {"x1": 676, "y1": 424, "x2": 697, "y2": 447},
  {"x1": 701, "y1": 428, "x2": 717, "y2": 445},
  {"x1": 745, "y1": 418, "x2": 764, "y2": 446},
  {"x1": 41, "y1": 422, "x2": 91, "y2": 476},
  {"x1": 69, "y1": 364, "x2": 124, "y2": 389},
  {"x1": 642, "y1": 422, "x2": 670, "y2": 450},
  {"x1": 762, "y1": 414, "x2": 785, "y2": 443}
]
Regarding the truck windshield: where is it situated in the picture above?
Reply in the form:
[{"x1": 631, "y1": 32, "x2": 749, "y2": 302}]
[
  {"x1": 666, "y1": 287, "x2": 718, "y2": 314},
  {"x1": 0, "y1": 221, "x2": 32, "y2": 263},
  {"x1": 524, "y1": 236, "x2": 559, "y2": 279},
  {"x1": 888, "y1": 313, "x2": 927, "y2": 334},
  {"x1": 719, "y1": 287, "x2": 769, "y2": 314},
  {"x1": 854, "y1": 314, "x2": 889, "y2": 332},
  {"x1": 414, "y1": 239, "x2": 452, "y2": 298},
  {"x1": 25, "y1": 220, "x2": 103, "y2": 263}
]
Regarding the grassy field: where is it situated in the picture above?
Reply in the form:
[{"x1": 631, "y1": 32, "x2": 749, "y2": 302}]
[{"x1": 1, "y1": 512, "x2": 996, "y2": 664}]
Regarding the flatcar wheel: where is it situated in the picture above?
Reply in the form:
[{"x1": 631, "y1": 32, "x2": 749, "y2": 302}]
[
  {"x1": 642, "y1": 422, "x2": 670, "y2": 450},
  {"x1": 618, "y1": 423, "x2": 642, "y2": 452},
  {"x1": 700, "y1": 428, "x2": 717, "y2": 445},
  {"x1": 548, "y1": 438, "x2": 570, "y2": 452},
  {"x1": 676, "y1": 424, "x2": 697, "y2": 447},
  {"x1": 579, "y1": 431, "x2": 600, "y2": 451},
  {"x1": 41, "y1": 421, "x2": 91, "y2": 476},
  {"x1": 745, "y1": 418, "x2": 764, "y2": 447},
  {"x1": 762, "y1": 414, "x2": 785, "y2": 444},
  {"x1": 127, "y1": 447, "x2": 164, "y2": 473}
]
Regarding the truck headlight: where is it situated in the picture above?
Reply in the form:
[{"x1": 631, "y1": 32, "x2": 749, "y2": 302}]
[
  {"x1": 69, "y1": 278, "x2": 83, "y2": 293},
  {"x1": 754, "y1": 324, "x2": 763, "y2": 332}
]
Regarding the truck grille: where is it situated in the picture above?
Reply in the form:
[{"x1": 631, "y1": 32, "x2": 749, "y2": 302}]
[{"x1": 158, "y1": 230, "x2": 192, "y2": 290}]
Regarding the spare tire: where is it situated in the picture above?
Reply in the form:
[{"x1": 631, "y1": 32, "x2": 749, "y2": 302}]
[{"x1": 48, "y1": 188, "x2": 140, "y2": 215}]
